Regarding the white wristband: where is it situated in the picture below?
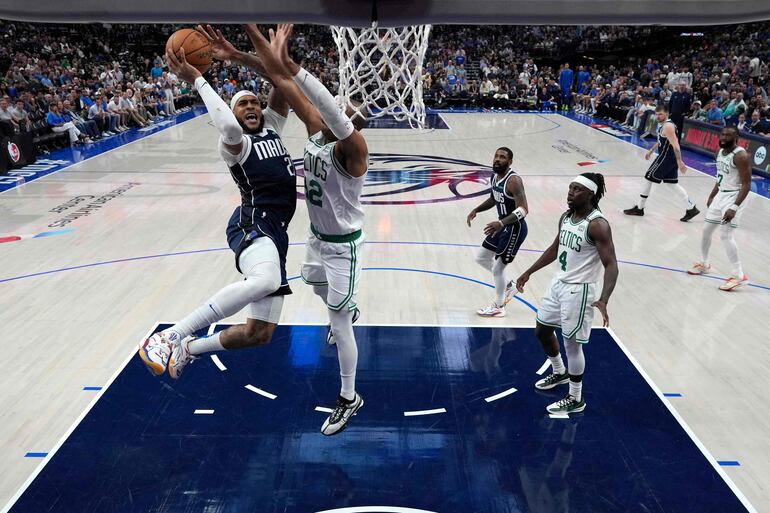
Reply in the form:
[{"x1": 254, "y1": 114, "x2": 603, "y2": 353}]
[
  {"x1": 513, "y1": 207, "x2": 528, "y2": 221},
  {"x1": 727, "y1": 204, "x2": 739, "y2": 211}
]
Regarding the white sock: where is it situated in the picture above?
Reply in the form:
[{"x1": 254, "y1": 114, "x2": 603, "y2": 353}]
[
  {"x1": 549, "y1": 354, "x2": 566, "y2": 375},
  {"x1": 329, "y1": 308, "x2": 358, "y2": 400},
  {"x1": 700, "y1": 221, "x2": 718, "y2": 266},
  {"x1": 671, "y1": 183, "x2": 695, "y2": 209},
  {"x1": 188, "y1": 332, "x2": 225, "y2": 355},
  {"x1": 637, "y1": 181, "x2": 653, "y2": 209},
  {"x1": 492, "y1": 258, "x2": 508, "y2": 305},
  {"x1": 569, "y1": 380, "x2": 583, "y2": 401},
  {"x1": 721, "y1": 225, "x2": 744, "y2": 277}
]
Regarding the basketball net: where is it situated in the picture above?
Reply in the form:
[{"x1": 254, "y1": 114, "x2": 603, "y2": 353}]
[{"x1": 331, "y1": 22, "x2": 432, "y2": 128}]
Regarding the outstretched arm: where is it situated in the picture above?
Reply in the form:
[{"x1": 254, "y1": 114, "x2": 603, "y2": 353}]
[
  {"x1": 165, "y1": 47, "x2": 243, "y2": 155},
  {"x1": 197, "y1": 24, "x2": 288, "y2": 117},
  {"x1": 587, "y1": 217, "x2": 618, "y2": 327},
  {"x1": 243, "y1": 24, "x2": 324, "y2": 135},
  {"x1": 273, "y1": 24, "x2": 368, "y2": 177}
]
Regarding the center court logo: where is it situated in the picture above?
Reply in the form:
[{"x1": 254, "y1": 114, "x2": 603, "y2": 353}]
[{"x1": 294, "y1": 153, "x2": 491, "y2": 205}]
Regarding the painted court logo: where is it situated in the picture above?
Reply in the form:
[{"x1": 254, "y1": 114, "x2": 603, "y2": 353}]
[
  {"x1": 294, "y1": 153, "x2": 491, "y2": 205},
  {"x1": 7, "y1": 141, "x2": 20, "y2": 163}
]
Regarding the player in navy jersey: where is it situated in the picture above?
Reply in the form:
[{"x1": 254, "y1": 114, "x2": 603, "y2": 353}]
[
  {"x1": 139, "y1": 27, "x2": 297, "y2": 379},
  {"x1": 467, "y1": 147, "x2": 529, "y2": 317},
  {"x1": 623, "y1": 104, "x2": 700, "y2": 222}
]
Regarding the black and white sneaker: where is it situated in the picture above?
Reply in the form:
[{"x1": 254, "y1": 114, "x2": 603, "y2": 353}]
[
  {"x1": 680, "y1": 206, "x2": 700, "y2": 222},
  {"x1": 535, "y1": 372, "x2": 570, "y2": 390},
  {"x1": 327, "y1": 308, "x2": 361, "y2": 345},
  {"x1": 321, "y1": 393, "x2": 364, "y2": 436},
  {"x1": 546, "y1": 394, "x2": 586, "y2": 414}
]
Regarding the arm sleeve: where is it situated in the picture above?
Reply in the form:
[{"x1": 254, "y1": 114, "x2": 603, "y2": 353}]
[
  {"x1": 194, "y1": 76, "x2": 243, "y2": 145},
  {"x1": 292, "y1": 67, "x2": 353, "y2": 140}
]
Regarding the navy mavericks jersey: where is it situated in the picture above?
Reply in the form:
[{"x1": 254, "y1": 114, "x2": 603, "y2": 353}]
[
  {"x1": 656, "y1": 120, "x2": 676, "y2": 164},
  {"x1": 220, "y1": 109, "x2": 297, "y2": 295},
  {"x1": 491, "y1": 169, "x2": 518, "y2": 219},
  {"x1": 226, "y1": 129, "x2": 297, "y2": 230}
]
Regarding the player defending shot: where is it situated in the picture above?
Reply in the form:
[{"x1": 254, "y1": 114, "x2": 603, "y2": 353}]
[
  {"x1": 688, "y1": 126, "x2": 752, "y2": 290},
  {"x1": 247, "y1": 23, "x2": 368, "y2": 435},
  {"x1": 623, "y1": 105, "x2": 700, "y2": 222},
  {"x1": 516, "y1": 173, "x2": 618, "y2": 415},
  {"x1": 467, "y1": 147, "x2": 529, "y2": 317},
  {"x1": 139, "y1": 28, "x2": 297, "y2": 380}
]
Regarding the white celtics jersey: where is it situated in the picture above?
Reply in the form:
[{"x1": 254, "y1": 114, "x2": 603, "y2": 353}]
[
  {"x1": 715, "y1": 146, "x2": 746, "y2": 192},
  {"x1": 303, "y1": 132, "x2": 365, "y2": 235},
  {"x1": 555, "y1": 209, "x2": 605, "y2": 284}
]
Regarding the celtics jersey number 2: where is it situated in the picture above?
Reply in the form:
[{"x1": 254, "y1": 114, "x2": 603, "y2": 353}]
[
  {"x1": 556, "y1": 209, "x2": 605, "y2": 284},
  {"x1": 303, "y1": 132, "x2": 365, "y2": 236}
]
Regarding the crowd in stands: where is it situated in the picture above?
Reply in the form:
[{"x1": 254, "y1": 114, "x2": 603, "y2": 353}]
[{"x1": 1, "y1": 19, "x2": 769, "y2": 155}]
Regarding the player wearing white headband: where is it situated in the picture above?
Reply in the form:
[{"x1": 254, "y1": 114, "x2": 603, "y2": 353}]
[
  {"x1": 139, "y1": 26, "x2": 298, "y2": 380},
  {"x1": 516, "y1": 173, "x2": 618, "y2": 415}
]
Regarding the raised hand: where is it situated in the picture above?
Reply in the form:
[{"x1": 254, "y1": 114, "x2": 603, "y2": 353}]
[
  {"x1": 271, "y1": 23, "x2": 300, "y2": 74},
  {"x1": 165, "y1": 47, "x2": 201, "y2": 84},
  {"x1": 197, "y1": 24, "x2": 238, "y2": 62}
]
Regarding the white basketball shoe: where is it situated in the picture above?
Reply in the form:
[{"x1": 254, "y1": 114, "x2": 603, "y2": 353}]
[
  {"x1": 477, "y1": 303, "x2": 506, "y2": 317},
  {"x1": 138, "y1": 332, "x2": 173, "y2": 376},
  {"x1": 168, "y1": 337, "x2": 197, "y2": 380}
]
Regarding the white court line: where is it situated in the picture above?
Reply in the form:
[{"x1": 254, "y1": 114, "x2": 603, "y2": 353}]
[
  {"x1": 536, "y1": 359, "x2": 551, "y2": 375},
  {"x1": 194, "y1": 409, "x2": 214, "y2": 415},
  {"x1": 0, "y1": 113, "x2": 204, "y2": 196},
  {"x1": 315, "y1": 507, "x2": 438, "y2": 513},
  {"x1": 607, "y1": 326, "x2": 758, "y2": 513},
  {"x1": 484, "y1": 387, "x2": 518, "y2": 403},
  {"x1": 210, "y1": 355, "x2": 227, "y2": 371},
  {"x1": 206, "y1": 324, "x2": 217, "y2": 336},
  {"x1": 549, "y1": 414, "x2": 569, "y2": 419},
  {"x1": 0, "y1": 323, "x2": 161, "y2": 513},
  {"x1": 314, "y1": 406, "x2": 333, "y2": 414},
  {"x1": 403, "y1": 408, "x2": 446, "y2": 417},
  {"x1": 244, "y1": 384, "x2": 277, "y2": 400}
]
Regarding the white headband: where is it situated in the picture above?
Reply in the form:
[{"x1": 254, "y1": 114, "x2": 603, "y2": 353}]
[
  {"x1": 572, "y1": 175, "x2": 598, "y2": 194},
  {"x1": 230, "y1": 90, "x2": 258, "y2": 110}
]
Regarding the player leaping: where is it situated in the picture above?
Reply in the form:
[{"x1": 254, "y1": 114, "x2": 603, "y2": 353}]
[
  {"x1": 139, "y1": 28, "x2": 297, "y2": 381},
  {"x1": 517, "y1": 173, "x2": 618, "y2": 415},
  {"x1": 247, "y1": 23, "x2": 368, "y2": 435}
]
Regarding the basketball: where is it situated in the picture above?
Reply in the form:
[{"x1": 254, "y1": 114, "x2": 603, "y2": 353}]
[{"x1": 165, "y1": 28, "x2": 212, "y2": 73}]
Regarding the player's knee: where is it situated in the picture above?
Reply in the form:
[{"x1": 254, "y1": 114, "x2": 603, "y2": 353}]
[
  {"x1": 534, "y1": 322, "x2": 552, "y2": 341},
  {"x1": 244, "y1": 323, "x2": 273, "y2": 346}
]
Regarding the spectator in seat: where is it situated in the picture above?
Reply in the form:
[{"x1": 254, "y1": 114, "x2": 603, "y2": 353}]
[
  {"x1": 11, "y1": 99, "x2": 32, "y2": 132},
  {"x1": 61, "y1": 100, "x2": 101, "y2": 140},
  {"x1": 706, "y1": 99, "x2": 725, "y2": 126},
  {"x1": 47, "y1": 103, "x2": 90, "y2": 145},
  {"x1": 107, "y1": 94, "x2": 129, "y2": 131},
  {"x1": 690, "y1": 100, "x2": 708, "y2": 122},
  {"x1": 0, "y1": 96, "x2": 19, "y2": 134},
  {"x1": 736, "y1": 113, "x2": 748, "y2": 131},
  {"x1": 748, "y1": 110, "x2": 770, "y2": 135},
  {"x1": 120, "y1": 90, "x2": 149, "y2": 127},
  {"x1": 87, "y1": 94, "x2": 115, "y2": 136}
]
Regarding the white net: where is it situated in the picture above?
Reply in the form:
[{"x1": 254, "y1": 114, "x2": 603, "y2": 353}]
[{"x1": 331, "y1": 23, "x2": 432, "y2": 128}]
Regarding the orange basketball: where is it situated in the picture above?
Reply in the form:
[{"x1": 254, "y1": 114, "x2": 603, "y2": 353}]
[{"x1": 165, "y1": 28, "x2": 212, "y2": 74}]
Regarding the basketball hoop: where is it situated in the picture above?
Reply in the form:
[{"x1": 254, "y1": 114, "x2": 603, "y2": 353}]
[{"x1": 331, "y1": 22, "x2": 432, "y2": 128}]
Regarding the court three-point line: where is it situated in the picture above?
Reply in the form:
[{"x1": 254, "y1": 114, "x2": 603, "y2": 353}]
[
  {"x1": 245, "y1": 385, "x2": 277, "y2": 400},
  {"x1": 404, "y1": 408, "x2": 446, "y2": 417}
]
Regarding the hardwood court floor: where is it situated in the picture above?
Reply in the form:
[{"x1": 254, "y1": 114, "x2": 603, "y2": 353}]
[{"x1": 1, "y1": 112, "x2": 768, "y2": 511}]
